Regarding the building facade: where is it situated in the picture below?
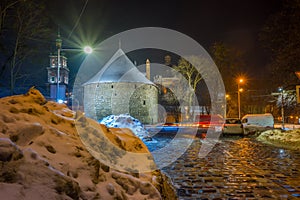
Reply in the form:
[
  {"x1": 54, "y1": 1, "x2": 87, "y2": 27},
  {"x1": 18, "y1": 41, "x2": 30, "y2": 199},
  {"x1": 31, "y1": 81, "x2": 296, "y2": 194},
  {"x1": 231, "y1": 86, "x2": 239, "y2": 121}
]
[
  {"x1": 47, "y1": 34, "x2": 69, "y2": 101},
  {"x1": 83, "y1": 49, "x2": 158, "y2": 124}
]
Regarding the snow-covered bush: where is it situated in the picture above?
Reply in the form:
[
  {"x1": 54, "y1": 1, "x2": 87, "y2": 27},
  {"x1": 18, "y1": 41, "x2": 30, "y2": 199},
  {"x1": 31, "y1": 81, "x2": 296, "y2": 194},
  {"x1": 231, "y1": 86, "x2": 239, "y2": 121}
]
[{"x1": 257, "y1": 129, "x2": 300, "y2": 150}]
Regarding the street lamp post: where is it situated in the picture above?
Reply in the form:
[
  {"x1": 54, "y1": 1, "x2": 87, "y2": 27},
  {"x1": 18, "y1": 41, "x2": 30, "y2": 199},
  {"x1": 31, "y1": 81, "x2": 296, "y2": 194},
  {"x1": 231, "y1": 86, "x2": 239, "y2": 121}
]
[
  {"x1": 56, "y1": 35, "x2": 62, "y2": 102},
  {"x1": 225, "y1": 94, "x2": 230, "y2": 118},
  {"x1": 279, "y1": 87, "x2": 285, "y2": 129},
  {"x1": 55, "y1": 34, "x2": 92, "y2": 102},
  {"x1": 237, "y1": 78, "x2": 244, "y2": 119}
]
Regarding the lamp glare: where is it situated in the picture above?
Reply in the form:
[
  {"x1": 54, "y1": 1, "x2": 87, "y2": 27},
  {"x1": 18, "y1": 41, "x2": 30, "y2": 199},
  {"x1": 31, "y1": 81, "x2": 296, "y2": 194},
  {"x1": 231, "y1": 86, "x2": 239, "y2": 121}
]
[{"x1": 84, "y1": 46, "x2": 93, "y2": 54}]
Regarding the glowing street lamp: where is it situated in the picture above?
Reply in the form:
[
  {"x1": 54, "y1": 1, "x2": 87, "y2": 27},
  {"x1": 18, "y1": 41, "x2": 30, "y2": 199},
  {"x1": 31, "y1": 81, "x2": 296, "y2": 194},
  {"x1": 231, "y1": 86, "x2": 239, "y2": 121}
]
[
  {"x1": 56, "y1": 34, "x2": 93, "y2": 102},
  {"x1": 278, "y1": 87, "x2": 285, "y2": 129},
  {"x1": 237, "y1": 78, "x2": 244, "y2": 119},
  {"x1": 84, "y1": 46, "x2": 93, "y2": 54}
]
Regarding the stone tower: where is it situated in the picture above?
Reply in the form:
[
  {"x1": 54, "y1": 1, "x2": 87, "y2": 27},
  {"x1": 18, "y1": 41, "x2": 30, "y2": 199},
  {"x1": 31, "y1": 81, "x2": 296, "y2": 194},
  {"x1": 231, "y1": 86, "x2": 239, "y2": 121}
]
[
  {"x1": 146, "y1": 59, "x2": 150, "y2": 80},
  {"x1": 47, "y1": 33, "x2": 69, "y2": 101},
  {"x1": 83, "y1": 49, "x2": 158, "y2": 124}
]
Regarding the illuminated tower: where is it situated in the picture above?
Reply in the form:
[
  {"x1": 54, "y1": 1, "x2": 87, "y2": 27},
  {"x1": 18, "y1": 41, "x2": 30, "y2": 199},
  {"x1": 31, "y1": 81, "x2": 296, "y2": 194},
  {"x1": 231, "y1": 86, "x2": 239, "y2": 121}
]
[
  {"x1": 146, "y1": 59, "x2": 150, "y2": 80},
  {"x1": 83, "y1": 49, "x2": 158, "y2": 124},
  {"x1": 47, "y1": 33, "x2": 69, "y2": 101}
]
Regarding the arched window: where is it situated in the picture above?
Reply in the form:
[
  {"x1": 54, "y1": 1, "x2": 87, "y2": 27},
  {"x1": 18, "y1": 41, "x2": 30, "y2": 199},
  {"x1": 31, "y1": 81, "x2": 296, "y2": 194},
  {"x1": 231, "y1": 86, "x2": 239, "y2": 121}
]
[{"x1": 50, "y1": 76, "x2": 55, "y2": 83}]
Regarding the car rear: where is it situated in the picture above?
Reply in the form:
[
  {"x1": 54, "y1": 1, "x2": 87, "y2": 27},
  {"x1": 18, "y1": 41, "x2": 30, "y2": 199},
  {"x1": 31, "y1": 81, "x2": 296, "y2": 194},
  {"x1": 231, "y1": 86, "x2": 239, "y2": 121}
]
[
  {"x1": 194, "y1": 114, "x2": 224, "y2": 133},
  {"x1": 223, "y1": 118, "x2": 244, "y2": 135}
]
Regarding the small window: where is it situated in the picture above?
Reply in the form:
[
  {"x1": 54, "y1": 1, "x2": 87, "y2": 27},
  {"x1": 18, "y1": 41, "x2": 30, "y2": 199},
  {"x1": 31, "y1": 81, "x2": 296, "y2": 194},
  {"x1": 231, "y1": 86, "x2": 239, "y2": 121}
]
[
  {"x1": 163, "y1": 87, "x2": 167, "y2": 94},
  {"x1": 64, "y1": 77, "x2": 68, "y2": 84},
  {"x1": 143, "y1": 100, "x2": 146, "y2": 105},
  {"x1": 63, "y1": 59, "x2": 67, "y2": 67},
  {"x1": 111, "y1": 85, "x2": 114, "y2": 88}
]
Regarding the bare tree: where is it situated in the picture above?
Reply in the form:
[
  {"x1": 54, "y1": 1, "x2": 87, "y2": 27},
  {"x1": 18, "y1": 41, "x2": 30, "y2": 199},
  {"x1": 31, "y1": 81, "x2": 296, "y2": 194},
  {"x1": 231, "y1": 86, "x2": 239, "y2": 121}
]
[
  {"x1": 0, "y1": 0, "x2": 23, "y2": 78},
  {"x1": 173, "y1": 56, "x2": 206, "y2": 119},
  {"x1": 210, "y1": 42, "x2": 247, "y2": 117},
  {"x1": 0, "y1": 0, "x2": 50, "y2": 94},
  {"x1": 210, "y1": 42, "x2": 245, "y2": 92},
  {"x1": 259, "y1": 0, "x2": 300, "y2": 86}
]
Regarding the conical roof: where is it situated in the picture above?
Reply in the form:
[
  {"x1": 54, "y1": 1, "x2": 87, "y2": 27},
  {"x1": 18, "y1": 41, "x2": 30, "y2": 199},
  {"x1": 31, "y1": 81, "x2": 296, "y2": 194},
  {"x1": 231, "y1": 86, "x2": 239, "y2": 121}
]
[{"x1": 83, "y1": 49, "x2": 154, "y2": 85}]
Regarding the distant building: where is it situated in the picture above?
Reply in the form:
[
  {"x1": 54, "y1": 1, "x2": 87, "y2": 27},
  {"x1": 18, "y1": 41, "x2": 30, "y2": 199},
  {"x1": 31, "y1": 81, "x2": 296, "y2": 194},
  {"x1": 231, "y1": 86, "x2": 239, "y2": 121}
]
[
  {"x1": 47, "y1": 34, "x2": 69, "y2": 101},
  {"x1": 153, "y1": 55, "x2": 180, "y2": 91},
  {"x1": 83, "y1": 49, "x2": 158, "y2": 124}
]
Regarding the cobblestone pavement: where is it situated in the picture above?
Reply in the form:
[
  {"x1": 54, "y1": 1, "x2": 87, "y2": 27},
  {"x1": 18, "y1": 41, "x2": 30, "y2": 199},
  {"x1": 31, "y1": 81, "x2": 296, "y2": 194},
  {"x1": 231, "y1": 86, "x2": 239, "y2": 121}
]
[{"x1": 150, "y1": 135, "x2": 300, "y2": 199}]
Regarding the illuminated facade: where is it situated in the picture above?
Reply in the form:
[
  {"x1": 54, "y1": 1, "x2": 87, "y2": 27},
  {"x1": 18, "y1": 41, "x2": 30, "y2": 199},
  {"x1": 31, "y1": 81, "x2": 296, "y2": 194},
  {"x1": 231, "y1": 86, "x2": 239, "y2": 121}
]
[
  {"x1": 83, "y1": 49, "x2": 158, "y2": 124},
  {"x1": 47, "y1": 35, "x2": 69, "y2": 101}
]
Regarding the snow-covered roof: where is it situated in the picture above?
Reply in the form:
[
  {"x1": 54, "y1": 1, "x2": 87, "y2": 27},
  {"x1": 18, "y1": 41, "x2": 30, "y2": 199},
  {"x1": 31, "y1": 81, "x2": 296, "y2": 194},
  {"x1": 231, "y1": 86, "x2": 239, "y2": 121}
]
[{"x1": 83, "y1": 49, "x2": 154, "y2": 86}]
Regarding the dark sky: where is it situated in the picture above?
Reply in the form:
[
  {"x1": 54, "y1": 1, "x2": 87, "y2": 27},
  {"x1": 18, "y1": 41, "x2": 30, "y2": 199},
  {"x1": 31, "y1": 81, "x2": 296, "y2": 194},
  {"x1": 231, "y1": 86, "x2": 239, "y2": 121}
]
[
  {"x1": 47, "y1": 0, "x2": 282, "y2": 71},
  {"x1": 0, "y1": 0, "x2": 283, "y2": 96}
]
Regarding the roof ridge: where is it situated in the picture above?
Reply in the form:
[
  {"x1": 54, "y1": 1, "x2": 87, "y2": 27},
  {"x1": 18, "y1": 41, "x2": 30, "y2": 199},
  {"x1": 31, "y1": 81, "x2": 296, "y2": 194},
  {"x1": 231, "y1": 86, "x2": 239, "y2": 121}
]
[{"x1": 83, "y1": 49, "x2": 155, "y2": 86}]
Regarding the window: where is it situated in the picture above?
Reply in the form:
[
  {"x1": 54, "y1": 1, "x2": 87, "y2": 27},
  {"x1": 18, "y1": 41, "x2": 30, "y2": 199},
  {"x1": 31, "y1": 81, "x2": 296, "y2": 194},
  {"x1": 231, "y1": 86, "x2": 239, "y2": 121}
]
[
  {"x1": 64, "y1": 76, "x2": 68, "y2": 84},
  {"x1": 163, "y1": 87, "x2": 167, "y2": 94},
  {"x1": 241, "y1": 119, "x2": 248, "y2": 123},
  {"x1": 51, "y1": 58, "x2": 56, "y2": 67},
  {"x1": 63, "y1": 59, "x2": 67, "y2": 67},
  {"x1": 50, "y1": 76, "x2": 55, "y2": 83},
  {"x1": 111, "y1": 85, "x2": 114, "y2": 88},
  {"x1": 143, "y1": 100, "x2": 146, "y2": 105}
]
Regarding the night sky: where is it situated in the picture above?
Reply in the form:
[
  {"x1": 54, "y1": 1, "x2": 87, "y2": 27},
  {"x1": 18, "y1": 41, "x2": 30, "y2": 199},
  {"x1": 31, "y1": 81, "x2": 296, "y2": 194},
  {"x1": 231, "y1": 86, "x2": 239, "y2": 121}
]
[
  {"x1": 47, "y1": 0, "x2": 281, "y2": 69},
  {"x1": 1, "y1": 0, "x2": 283, "y2": 95}
]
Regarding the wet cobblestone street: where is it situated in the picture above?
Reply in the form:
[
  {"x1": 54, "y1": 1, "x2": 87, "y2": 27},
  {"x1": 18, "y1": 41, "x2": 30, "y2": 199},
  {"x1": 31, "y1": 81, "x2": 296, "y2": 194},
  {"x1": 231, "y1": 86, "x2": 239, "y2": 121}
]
[{"x1": 150, "y1": 135, "x2": 300, "y2": 199}]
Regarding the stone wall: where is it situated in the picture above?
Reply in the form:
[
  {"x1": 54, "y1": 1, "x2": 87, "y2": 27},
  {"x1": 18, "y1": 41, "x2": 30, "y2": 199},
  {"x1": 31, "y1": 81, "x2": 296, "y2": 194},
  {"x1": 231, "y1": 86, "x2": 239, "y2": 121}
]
[{"x1": 84, "y1": 82, "x2": 158, "y2": 124}]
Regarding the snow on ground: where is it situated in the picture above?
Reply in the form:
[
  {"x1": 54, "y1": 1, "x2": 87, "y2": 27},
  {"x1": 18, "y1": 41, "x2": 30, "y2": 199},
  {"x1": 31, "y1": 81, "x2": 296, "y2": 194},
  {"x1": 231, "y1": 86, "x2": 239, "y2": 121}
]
[
  {"x1": 0, "y1": 87, "x2": 177, "y2": 200},
  {"x1": 274, "y1": 123, "x2": 300, "y2": 130},
  {"x1": 257, "y1": 128, "x2": 300, "y2": 150},
  {"x1": 99, "y1": 114, "x2": 152, "y2": 141}
]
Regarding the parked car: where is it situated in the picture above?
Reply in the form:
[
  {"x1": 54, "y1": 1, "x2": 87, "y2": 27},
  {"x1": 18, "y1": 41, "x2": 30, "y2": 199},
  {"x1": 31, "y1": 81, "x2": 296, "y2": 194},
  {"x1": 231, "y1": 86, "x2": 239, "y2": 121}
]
[
  {"x1": 223, "y1": 118, "x2": 244, "y2": 135},
  {"x1": 241, "y1": 113, "x2": 274, "y2": 135},
  {"x1": 194, "y1": 114, "x2": 224, "y2": 132}
]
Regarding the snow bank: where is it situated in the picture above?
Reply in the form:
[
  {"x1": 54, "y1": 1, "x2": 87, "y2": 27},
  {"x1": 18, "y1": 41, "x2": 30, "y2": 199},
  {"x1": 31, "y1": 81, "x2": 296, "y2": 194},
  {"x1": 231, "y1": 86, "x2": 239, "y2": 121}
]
[
  {"x1": 257, "y1": 128, "x2": 300, "y2": 150},
  {"x1": 0, "y1": 87, "x2": 177, "y2": 200},
  {"x1": 100, "y1": 114, "x2": 152, "y2": 141}
]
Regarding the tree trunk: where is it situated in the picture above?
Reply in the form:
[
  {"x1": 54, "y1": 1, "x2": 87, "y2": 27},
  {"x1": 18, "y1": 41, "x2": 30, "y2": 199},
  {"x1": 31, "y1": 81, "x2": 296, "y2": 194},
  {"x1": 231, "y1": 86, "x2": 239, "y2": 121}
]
[{"x1": 10, "y1": 23, "x2": 21, "y2": 95}]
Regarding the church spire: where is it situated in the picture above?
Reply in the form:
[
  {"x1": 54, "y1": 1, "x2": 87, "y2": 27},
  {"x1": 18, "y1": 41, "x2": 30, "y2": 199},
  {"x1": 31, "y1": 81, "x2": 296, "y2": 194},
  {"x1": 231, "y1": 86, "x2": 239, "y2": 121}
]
[
  {"x1": 56, "y1": 29, "x2": 62, "y2": 49},
  {"x1": 146, "y1": 59, "x2": 150, "y2": 80}
]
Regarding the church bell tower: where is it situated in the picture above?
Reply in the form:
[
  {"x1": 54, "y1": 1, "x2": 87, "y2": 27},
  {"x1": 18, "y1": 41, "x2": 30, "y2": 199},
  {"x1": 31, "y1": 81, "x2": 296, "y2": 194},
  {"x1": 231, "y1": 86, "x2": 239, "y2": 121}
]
[{"x1": 47, "y1": 33, "x2": 69, "y2": 101}]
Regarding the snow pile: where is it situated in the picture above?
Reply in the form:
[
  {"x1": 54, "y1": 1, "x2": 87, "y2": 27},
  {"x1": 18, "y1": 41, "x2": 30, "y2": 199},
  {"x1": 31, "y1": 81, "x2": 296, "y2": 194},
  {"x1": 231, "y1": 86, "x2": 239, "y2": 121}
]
[
  {"x1": 100, "y1": 114, "x2": 152, "y2": 141},
  {"x1": 257, "y1": 128, "x2": 300, "y2": 150},
  {"x1": 0, "y1": 87, "x2": 177, "y2": 200}
]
